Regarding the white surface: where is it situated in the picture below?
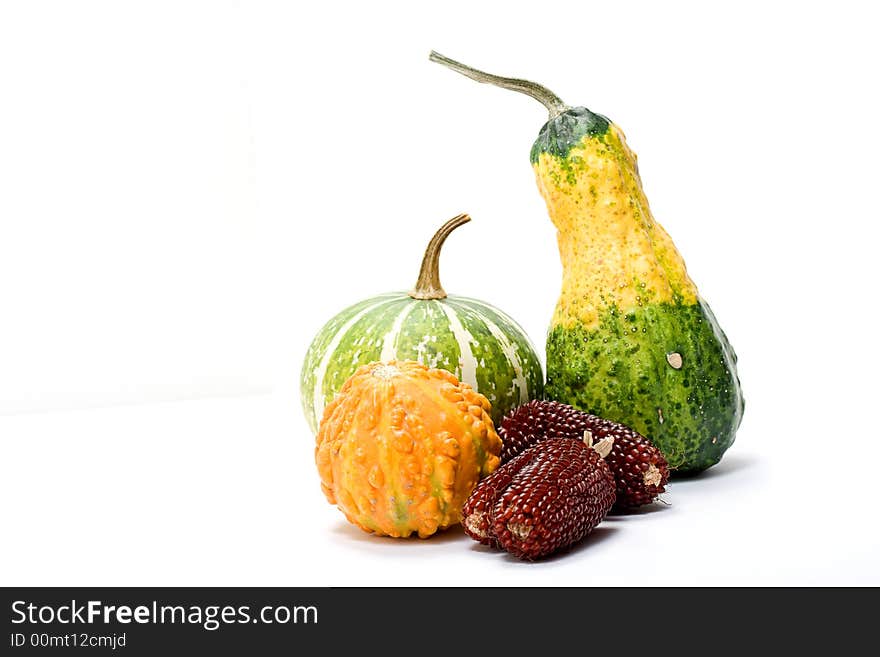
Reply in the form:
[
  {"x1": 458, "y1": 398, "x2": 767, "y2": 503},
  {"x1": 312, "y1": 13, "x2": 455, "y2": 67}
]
[
  {"x1": 0, "y1": 392, "x2": 875, "y2": 586},
  {"x1": 1, "y1": 1, "x2": 879, "y2": 585}
]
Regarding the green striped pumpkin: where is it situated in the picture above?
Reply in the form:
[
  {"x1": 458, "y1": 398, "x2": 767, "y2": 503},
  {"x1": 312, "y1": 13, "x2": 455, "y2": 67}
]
[{"x1": 300, "y1": 215, "x2": 543, "y2": 434}]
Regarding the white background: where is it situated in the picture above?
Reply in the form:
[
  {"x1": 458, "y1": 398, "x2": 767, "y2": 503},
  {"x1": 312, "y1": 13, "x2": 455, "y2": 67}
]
[{"x1": 1, "y1": 0, "x2": 878, "y2": 585}]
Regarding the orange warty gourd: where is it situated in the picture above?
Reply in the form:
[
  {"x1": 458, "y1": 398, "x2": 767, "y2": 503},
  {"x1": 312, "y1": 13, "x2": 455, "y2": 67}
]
[{"x1": 315, "y1": 360, "x2": 502, "y2": 538}]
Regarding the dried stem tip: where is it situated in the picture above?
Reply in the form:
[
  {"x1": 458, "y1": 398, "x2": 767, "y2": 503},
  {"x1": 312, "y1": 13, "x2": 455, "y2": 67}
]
[{"x1": 584, "y1": 430, "x2": 613, "y2": 458}]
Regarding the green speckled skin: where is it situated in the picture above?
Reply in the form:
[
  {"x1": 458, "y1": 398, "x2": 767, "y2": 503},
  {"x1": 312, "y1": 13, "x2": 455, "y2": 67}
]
[
  {"x1": 531, "y1": 108, "x2": 744, "y2": 474},
  {"x1": 530, "y1": 107, "x2": 611, "y2": 164},
  {"x1": 546, "y1": 299, "x2": 744, "y2": 473},
  {"x1": 425, "y1": 52, "x2": 743, "y2": 473},
  {"x1": 300, "y1": 293, "x2": 544, "y2": 434}
]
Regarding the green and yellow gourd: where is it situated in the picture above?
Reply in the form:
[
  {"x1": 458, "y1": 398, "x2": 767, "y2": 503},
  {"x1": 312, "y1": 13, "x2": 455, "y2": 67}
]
[
  {"x1": 301, "y1": 214, "x2": 543, "y2": 433},
  {"x1": 431, "y1": 53, "x2": 744, "y2": 472}
]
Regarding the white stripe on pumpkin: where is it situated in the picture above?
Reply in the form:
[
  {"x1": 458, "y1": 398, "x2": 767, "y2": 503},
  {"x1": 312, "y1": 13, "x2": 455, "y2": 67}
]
[
  {"x1": 456, "y1": 299, "x2": 530, "y2": 403},
  {"x1": 312, "y1": 296, "x2": 400, "y2": 425},
  {"x1": 436, "y1": 300, "x2": 478, "y2": 389},
  {"x1": 456, "y1": 296, "x2": 542, "y2": 360},
  {"x1": 379, "y1": 301, "x2": 415, "y2": 363}
]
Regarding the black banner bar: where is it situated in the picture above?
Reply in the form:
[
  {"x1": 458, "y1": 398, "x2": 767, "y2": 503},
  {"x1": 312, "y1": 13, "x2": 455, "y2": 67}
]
[{"x1": 1, "y1": 587, "x2": 875, "y2": 653}]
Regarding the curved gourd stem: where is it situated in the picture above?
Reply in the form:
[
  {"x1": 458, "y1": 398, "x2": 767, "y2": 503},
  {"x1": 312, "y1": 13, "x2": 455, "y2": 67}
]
[
  {"x1": 410, "y1": 213, "x2": 471, "y2": 300},
  {"x1": 429, "y1": 51, "x2": 568, "y2": 119}
]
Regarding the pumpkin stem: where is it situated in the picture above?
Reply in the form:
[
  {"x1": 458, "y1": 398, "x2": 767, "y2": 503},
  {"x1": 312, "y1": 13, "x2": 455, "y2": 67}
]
[
  {"x1": 429, "y1": 51, "x2": 568, "y2": 119},
  {"x1": 410, "y1": 213, "x2": 470, "y2": 300}
]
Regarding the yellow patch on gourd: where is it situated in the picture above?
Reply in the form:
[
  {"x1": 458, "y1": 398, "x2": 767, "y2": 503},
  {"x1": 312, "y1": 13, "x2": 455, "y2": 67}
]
[{"x1": 533, "y1": 124, "x2": 698, "y2": 329}]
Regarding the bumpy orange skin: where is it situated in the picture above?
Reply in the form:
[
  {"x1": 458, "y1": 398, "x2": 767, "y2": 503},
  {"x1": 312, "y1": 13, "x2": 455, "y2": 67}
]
[{"x1": 315, "y1": 360, "x2": 502, "y2": 538}]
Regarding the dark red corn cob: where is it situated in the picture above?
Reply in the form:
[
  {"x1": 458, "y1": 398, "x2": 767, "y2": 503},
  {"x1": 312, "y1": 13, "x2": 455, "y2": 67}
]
[
  {"x1": 462, "y1": 437, "x2": 616, "y2": 559},
  {"x1": 499, "y1": 400, "x2": 670, "y2": 510},
  {"x1": 461, "y1": 447, "x2": 541, "y2": 547}
]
